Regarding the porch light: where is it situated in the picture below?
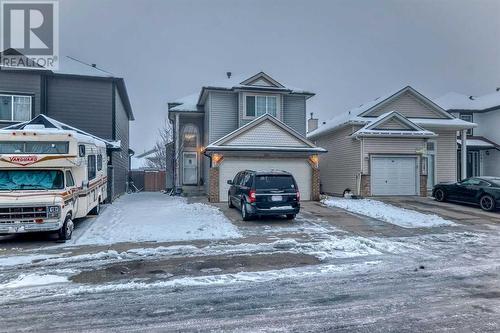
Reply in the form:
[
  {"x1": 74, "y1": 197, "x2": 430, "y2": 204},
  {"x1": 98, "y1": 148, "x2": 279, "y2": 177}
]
[
  {"x1": 212, "y1": 153, "x2": 223, "y2": 166},
  {"x1": 309, "y1": 155, "x2": 319, "y2": 168}
]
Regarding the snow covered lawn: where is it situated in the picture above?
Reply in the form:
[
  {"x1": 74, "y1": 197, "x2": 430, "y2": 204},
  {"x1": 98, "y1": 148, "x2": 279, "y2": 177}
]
[
  {"x1": 73, "y1": 193, "x2": 241, "y2": 245},
  {"x1": 322, "y1": 197, "x2": 456, "y2": 228}
]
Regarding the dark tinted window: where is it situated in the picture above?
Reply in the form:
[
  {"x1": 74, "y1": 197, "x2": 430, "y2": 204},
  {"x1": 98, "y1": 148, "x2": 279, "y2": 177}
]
[
  {"x1": 97, "y1": 154, "x2": 103, "y2": 171},
  {"x1": 255, "y1": 175, "x2": 296, "y2": 190},
  {"x1": 88, "y1": 155, "x2": 96, "y2": 180},
  {"x1": 233, "y1": 172, "x2": 242, "y2": 184},
  {"x1": 461, "y1": 178, "x2": 481, "y2": 186},
  {"x1": 489, "y1": 178, "x2": 500, "y2": 187},
  {"x1": 66, "y1": 171, "x2": 75, "y2": 187},
  {"x1": 243, "y1": 173, "x2": 253, "y2": 187}
]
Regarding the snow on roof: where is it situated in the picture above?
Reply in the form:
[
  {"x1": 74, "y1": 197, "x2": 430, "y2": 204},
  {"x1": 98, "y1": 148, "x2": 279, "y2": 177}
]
[
  {"x1": 170, "y1": 93, "x2": 201, "y2": 112},
  {"x1": 51, "y1": 56, "x2": 114, "y2": 78},
  {"x1": 435, "y1": 91, "x2": 500, "y2": 111},
  {"x1": 169, "y1": 72, "x2": 313, "y2": 112},
  {"x1": 1, "y1": 115, "x2": 119, "y2": 149},
  {"x1": 457, "y1": 138, "x2": 495, "y2": 148},
  {"x1": 307, "y1": 87, "x2": 474, "y2": 140}
]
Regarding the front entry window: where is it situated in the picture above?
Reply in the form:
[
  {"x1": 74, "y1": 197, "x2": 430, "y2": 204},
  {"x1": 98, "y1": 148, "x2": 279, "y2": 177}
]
[
  {"x1": 426, "y1": 141, "x2": 436, "y2": 189},
  {"x1": 182, "y1": 124, "x2": 198, "y2": 148}
]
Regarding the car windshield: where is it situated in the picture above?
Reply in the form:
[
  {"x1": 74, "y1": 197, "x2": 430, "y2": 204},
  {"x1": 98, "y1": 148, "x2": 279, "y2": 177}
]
[
  {"x1": 255, "y1": 175, "x2": 296, "y2": 190},
  {"x1": 0, "y1": 170, "x2": 64, "y2": 190}
]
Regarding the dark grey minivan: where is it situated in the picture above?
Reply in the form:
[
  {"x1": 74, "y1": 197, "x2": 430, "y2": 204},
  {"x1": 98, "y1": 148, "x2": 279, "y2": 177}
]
[{"x1": 227, "y1": 170, "x2": 300, "y2": 221}]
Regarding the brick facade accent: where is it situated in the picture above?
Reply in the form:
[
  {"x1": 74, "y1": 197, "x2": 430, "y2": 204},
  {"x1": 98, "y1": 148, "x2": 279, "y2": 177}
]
[
  {"x1": 360, "y1": 174, "x2": 371, "y2": 197},
  {"x1": 208, "y1": 167, "x2": 220, "y2": 202},
  {"x1": 311, "y1": 167, "x2": 320, "y2": 201},
  {"x1": 420, "y1": 175, "x2": 428, "y2": 197}
]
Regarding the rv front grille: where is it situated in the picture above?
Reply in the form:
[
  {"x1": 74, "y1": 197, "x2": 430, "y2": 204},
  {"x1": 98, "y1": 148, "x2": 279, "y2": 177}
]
[{"x1": 0, "y1": 206, "x2": 48, "y2": 221}]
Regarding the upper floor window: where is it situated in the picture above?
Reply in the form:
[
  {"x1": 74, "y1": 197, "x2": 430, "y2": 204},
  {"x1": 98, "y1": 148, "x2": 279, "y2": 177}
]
[
  {"x1": 459, "y1": 114, "x2": 473, "y2": 135},
  {"x1": 245, "y1": 95, "x2": 278, "y2": 118},
  {"x1": 0, "y1": 95, "x2": 32, "y2": 122},
  {"x1": 182, "y1": 124, "x2": 198, "y2": 148}
]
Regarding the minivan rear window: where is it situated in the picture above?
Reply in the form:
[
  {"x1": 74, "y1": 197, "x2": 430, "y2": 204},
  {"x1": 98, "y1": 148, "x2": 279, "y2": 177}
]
[{"x1": 255, "y1": 175, "x2": 295, "y2": 190}]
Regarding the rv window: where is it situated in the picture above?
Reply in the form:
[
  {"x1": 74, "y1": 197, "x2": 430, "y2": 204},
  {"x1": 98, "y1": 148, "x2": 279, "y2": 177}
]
[
  {"x1": 65, "y1": 171, "x2": 75, "y2": 187},
  {"x1": 97, "y1": 154, "x2": 103, "y2": 171},
  {"x1": 0, "y1": 141, "x2": 69, "y2": 154},
  {"x1": 79, "y1": 145, "x2": 86, "y2": 157},
  {"x1": 88, "y1": 155, "x2": 96, "y2": 180}
]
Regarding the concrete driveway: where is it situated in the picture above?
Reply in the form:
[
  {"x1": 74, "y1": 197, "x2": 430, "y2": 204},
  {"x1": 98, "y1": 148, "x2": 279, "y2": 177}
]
[{"x1": 375, "y1": 196, "x2": 500, "y2": 227}]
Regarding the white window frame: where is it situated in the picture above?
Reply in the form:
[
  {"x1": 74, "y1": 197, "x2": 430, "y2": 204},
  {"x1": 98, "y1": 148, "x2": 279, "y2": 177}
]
[
  {"x1": 0, "y1": 94, "x2": 32, "y2": 122},
  {"x1": 459, "y1": 113, "x2": 473, "y2": 135},
  {"x1": 242, "y1": 93, "x2": 281, "y2": 120}
]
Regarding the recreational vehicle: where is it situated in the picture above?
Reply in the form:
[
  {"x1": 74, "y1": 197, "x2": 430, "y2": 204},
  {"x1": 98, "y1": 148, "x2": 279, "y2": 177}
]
[{"x1": 0, "y1": 116, "x2": 109, "y2": 240}]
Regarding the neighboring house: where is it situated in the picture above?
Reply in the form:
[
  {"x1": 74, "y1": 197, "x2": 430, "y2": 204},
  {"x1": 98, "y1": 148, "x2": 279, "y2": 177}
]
[
  {"x1": 434, "y1": 90, "x2": 500, "y2": 178},
  {"x1": 168, "y1": 72, "x2": 325, "y2": 202},
  {"x1": 307, "y1": 86, "x2": 475, "y2": 197},
  {"x1": 0, "y1": 50, "x2": 134, "y2": 200}
]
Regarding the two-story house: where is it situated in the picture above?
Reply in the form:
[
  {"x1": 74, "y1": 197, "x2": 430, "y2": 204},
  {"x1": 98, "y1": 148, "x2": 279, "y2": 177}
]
[
  {"x1": 168, "y1": 72, "x2": 325, "y2": 202},
  {"x1": 307, "y1": 86, "x2": 475, "y2": 197},
  {"x1": 0, "y1": 52, "x2": 134, "y2": 200},
  {"x1": 435, "y1": 90, "x2": 500, "y2": 178}
]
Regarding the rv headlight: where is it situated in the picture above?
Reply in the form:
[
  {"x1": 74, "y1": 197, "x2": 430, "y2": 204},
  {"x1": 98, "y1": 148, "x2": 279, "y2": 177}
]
[{"x1": 48, "y1": 205, "x2": 61, "y2": 218}]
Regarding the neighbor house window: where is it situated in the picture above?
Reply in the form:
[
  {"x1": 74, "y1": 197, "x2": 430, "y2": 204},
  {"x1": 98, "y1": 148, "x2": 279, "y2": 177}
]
[
  {"x1": 459, "y1": 114, "x2": 473, "y2": 135},
  {"x1": 0, "y1": 95, "x2": 32, "y2": 122},
  {"x1": 245, "y1": 95, "x2": 277, "y2": 118}
]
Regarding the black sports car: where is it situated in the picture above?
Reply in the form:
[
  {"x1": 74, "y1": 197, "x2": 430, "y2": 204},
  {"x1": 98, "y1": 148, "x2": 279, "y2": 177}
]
[{"x1": 432, "y1": 177, "x2": 500, "y2": 211}]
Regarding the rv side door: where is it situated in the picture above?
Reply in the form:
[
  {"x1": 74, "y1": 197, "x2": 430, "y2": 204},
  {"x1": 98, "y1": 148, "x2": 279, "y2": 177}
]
[{"x1": 65, "y1": 170, "x2": 78, "y2": 211}]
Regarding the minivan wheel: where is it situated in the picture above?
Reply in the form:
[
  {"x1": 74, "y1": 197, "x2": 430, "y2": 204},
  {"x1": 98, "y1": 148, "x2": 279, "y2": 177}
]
[
  {"x1": 241, "y1": 201, "x2": 252, "y2": 221},
  {"x1": 286, "y1": 214, "x2": 296, "y2": 220},
  {"x1": 480, "y1": 195, "x2": 496, "y2": 212},
  {"x1": 58, "y1": 217, "x2": 74, "y2": 241},
  {"x1": 434, "y1": 189, "x2": 446, "y2": 202},
  {"x1": 228, "y1": 196, "x2": 234, "y2": 208}
]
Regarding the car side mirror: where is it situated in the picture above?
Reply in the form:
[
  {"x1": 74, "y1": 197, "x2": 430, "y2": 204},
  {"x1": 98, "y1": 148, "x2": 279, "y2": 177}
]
[
  {"x1": 227, "y1": 180, "x2": 233, "y2": 185},
  {"x1": 82, "y1": 180, "x2": 89, "y2": 189}
]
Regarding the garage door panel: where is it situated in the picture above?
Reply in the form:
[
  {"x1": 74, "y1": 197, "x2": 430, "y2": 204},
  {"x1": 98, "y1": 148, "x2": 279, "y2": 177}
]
[
  {"x1": 371, "y1": 156, "x2": 417, "y2": 195},
  {"x1": 219, "y1": 158, "x2": 312, "y2": 201}
]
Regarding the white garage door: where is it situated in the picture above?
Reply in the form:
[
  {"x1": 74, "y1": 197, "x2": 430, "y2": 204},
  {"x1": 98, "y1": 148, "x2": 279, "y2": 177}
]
[
  {"x1": 219, "y1": 158, "x2": 312, "y2": 201},
  {"x1": 371, "y1": 156, "x2": 418, "y2": 195}
]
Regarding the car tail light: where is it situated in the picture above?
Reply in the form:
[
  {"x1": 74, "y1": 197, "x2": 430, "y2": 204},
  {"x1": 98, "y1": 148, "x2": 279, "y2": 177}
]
[
  {"x1": 249, "y1": 190, "x2": 256, "y2": 203},
  {"x1": 296, "y1": 191, "x2": 300, "y2": 201}
]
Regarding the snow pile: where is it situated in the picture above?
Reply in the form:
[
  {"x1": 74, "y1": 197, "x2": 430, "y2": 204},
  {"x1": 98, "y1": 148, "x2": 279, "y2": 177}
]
[
  {"x1": 74, "y1": 193, "x2": 241, "y2": 245},
  {"x1": 0, "y1": 254, "x2": 61, "y2": 268},
  {"x1": 1, "y1": 274, "x2": 68, "y2": 289},
  {"x1": 322, "y1": 197, "x2": 456, "y2": 228}
]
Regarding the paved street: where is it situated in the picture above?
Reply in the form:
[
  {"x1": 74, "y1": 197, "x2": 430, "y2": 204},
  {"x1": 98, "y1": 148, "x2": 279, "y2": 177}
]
[{"x1": 0, "y1": 193, "x2": 499, "y2": 332}]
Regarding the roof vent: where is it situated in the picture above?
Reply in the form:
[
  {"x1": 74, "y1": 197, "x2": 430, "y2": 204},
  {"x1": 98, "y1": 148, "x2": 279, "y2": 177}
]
[
  {"x1": 496, "y1": 87, "x2": 500, "y2": 92},
  {"x1": 226, "y1": 72, "x2": 232, "y2": 79},
  {"x1": 469, "y1": 96, "x2": 475, "y2": 100}
]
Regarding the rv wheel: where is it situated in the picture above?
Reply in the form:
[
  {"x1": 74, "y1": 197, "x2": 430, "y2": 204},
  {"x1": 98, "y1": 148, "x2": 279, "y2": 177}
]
[
  {"x1": 58, "y1": 217, "x2": 74, "y2": 241},
  {"x1": 90, "y1": 202, "x2": 100, "y2": 215}
]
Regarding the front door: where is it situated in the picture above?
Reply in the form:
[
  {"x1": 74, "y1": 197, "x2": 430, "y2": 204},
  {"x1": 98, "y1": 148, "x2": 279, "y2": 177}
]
[{"x1": 183, "y1": 152, "x2": 198, "y2": 185}]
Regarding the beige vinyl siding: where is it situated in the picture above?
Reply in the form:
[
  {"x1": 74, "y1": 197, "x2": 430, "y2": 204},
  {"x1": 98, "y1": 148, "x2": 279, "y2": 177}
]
[
  {"x1": 225, "y1": 121, "x2": 306, "y2": 147},
  {"x1": 431, "y1": 129, "x2": 458, "y2": 183},
  {"x1": 367, "y1": 91, "x2": 446, "y2": 119},
  {"x1": 374, "y1": 118, "x2": 413, "y2": 130},
  {"x1": 315, "y1": 125, "x2": 361, "y2": 195},
  {"x1": 362, "y1": 138, "x2": 425, "y2": 174}
]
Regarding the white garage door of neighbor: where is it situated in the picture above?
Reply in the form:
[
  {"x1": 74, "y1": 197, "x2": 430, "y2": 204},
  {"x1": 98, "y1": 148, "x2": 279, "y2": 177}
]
[
  {"x1": 371, "y1": 156, "x2": 418, "y2": 195},
  {"x1": 219, "y1": 158, "x2": 312, "y2": 202}
]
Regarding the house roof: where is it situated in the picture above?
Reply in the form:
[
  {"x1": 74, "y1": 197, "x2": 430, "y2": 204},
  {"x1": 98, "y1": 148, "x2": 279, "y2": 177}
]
[
  {"x1": 168, "y1": 72, "x2": 315, "y2": 113},
  {"x1": 351, "y1": 111, "x2": 437, "y2": 138},
  {"x1": 457, "y1": 136, "x2": 500, "y2": 150},
  {"x1": 434, "y1": 91, "x2": 500, "y2": 112},
  {"x1": 205, "y1": 114, "x2": 326, "y2": 153},
  {"x1": 0, "y1": 49, "x2": 134, "y2": 120},
  {"x1": 307, "y1": 86, "x2": 472, "y2": 140},
  {"x1": 2, "y1": 114, "x2": 121, "y2": 150}
]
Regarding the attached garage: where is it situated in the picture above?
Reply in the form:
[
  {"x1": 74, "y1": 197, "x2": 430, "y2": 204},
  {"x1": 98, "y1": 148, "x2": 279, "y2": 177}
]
[
  {"x1": 219, "y1": 157, "x2": 312, "y2": 201},
  {"x1": 371, "y1": 156, "x2": 419, "y2": 195}
]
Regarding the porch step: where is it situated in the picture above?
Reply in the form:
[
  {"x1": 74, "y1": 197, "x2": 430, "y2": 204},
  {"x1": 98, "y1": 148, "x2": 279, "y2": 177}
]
[{"x1": 181, "y1": 186, "x2": 206, "y2": 197}]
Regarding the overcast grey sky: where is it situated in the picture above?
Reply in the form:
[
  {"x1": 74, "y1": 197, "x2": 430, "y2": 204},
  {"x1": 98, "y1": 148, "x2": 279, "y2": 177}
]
[{"x1": 59, "y1": 0, "x2": 500, "y2": 153}]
